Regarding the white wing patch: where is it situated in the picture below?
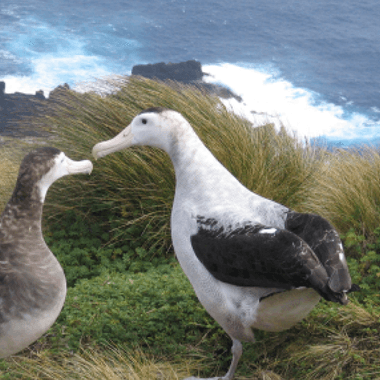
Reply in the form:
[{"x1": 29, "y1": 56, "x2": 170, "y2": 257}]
[{"x1": 259, "y1": 228, "x2": 277, "y2": 234}]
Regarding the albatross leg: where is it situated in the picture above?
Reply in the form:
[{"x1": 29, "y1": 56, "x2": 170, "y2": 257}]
[
  {"x1": 221, "y1": 339, "x2": 243, "y2": 380},
  {"x1": 184, "y1": 339, "x2": 243, "y2": 380}
]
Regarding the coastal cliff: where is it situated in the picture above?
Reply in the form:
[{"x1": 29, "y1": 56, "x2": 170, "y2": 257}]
[
  {"x1": 0, "y1": 81, "x2": 48, "y2": 137},
  {"x1": 0, "y1": 61, "x2": 240, "y2": 137}
]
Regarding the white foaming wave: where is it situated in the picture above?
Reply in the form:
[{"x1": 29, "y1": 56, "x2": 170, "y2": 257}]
[
  {"x1": 74, "y1": 75, "x2": 129, "y2": 96},
  {"x1": 203, "y1": 63, "x2": 380, "y2": 142},
  {"x1": 0, "y1": 15, "x2": 139, "y2": 97},
  {"x1": 1, "y1": 53, "x2": 119, "y2": 97}
]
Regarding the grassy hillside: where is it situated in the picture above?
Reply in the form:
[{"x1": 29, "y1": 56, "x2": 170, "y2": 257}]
[{"x1": 0, "y1": 77, "x2": 379, "y2": 379}]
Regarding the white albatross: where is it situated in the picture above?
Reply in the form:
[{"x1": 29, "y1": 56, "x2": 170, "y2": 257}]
[
  {"x1": 0, "y1": 147, "x2": 92, "y2": 358},
  {"x1": 92, "y1": 108, "x2": 359, "y2": 380}
]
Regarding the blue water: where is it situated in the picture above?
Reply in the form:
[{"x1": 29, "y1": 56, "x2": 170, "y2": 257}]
[{"x1": 1, "y1": 0, "x2": 380, "y2": 146}]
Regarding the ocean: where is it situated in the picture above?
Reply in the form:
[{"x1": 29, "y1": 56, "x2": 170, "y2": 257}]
[{"x1": 1, "y1": 0, "x2": 379, "y2": 147}]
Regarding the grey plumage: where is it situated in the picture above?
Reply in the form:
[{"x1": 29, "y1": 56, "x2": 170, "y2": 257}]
[{"x1": 0, "y1": 147, "x2": 92, "y2": 357}]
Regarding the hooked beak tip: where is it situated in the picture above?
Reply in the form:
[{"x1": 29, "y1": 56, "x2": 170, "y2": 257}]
[{"x1": 92, "y1": 145, "x2": 102, "y2": 161}]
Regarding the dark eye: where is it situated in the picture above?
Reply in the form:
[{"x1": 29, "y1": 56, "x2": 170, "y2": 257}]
[{"x1": 142, "y1": 118, "x2": 147, "y2": 124}]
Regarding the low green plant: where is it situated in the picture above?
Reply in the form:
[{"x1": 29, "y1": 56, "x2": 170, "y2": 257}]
[
  {"x1": 341, "y1": 227, "x2": 380, "y2": 305},
  {"x1": 1, "y1": 240, "x2": 379, "y2": 379},
  {"x1": 51, "y1": 265, "x2": 222, "y2": 355},
  {"x1": 44, "y1": 210, "x2": 168, "y2": 287}
]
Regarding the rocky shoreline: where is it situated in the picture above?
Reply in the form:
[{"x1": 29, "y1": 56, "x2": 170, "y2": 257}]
[
  {"x1": 0, "y1": 60, "x2": 241, "y2": 138},
  {"x1": 0, "y1": 81, "x2": 47, "y2": 137}
]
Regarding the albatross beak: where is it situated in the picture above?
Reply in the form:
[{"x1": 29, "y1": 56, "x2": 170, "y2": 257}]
[
  {"x1": 66, "y1": 158, "x2": 93, "y2": 175},
  {"x1": 92, "y1": 124, "x2": 134, "y2": 160}
]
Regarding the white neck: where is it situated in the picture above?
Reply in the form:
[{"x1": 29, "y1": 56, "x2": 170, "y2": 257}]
[{"x1": 166, "y1": 125, "x2": 246, "y2": 206}]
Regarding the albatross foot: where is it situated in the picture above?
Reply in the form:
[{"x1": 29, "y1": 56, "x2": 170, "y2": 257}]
[{"x1": 183, "y1": 339, "x2": 242, "y2": 380}]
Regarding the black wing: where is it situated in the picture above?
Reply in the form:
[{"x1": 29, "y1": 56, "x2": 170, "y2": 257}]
[
  {"x1": 285, "y1": 211, "x2": 353, "y2": 293},
  {"x1": 190, "y1": 216, "x2": 348, "y2": 304}
]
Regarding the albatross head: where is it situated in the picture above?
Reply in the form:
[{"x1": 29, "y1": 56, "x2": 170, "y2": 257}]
[
  {"x1": 13, "y1": 147, "x2": 93, "y2": 203},
  {"x1": 92, "y1": 107, "x2": 189, "y2": 159}
]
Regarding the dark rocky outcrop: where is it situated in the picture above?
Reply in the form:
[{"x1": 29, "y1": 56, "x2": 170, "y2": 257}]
[
  {"x1": 132, "y1": 60, "x2": 242, "y2": 102},
  {"x1": 132, "y1": 60, "x2": 203, "y2": 83},
  {"x1": 0, "y1": 82, "x2": 49, "y2": 137},
  {"x1": 0, "y1": 82, "x2": 5, "y2": 97},
  {"x1": 0, "y1": 83, "x2": 75, "y2": 137}
]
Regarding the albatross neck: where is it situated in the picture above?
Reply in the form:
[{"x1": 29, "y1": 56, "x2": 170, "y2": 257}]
[
  {"x1": 167, "y1": 125, "x2": 240, "y2": 198},
  {"x1": 0, "y1": 198, "x2": 45, "y2": 244}
]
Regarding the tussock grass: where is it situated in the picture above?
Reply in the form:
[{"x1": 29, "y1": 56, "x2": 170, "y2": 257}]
[
  {"x1": 282, "y1": 301, "x2": 380, "y2": 380},
  {"x1": 0, "y1": 136, "x2": 57, "y2": 211},
  {"x1": 287, "y1": 330, "x2": 380, "y2": 380},
  {"x1": 0, "y1": 140, "x2": 30, "y2": 210},
  {"x1": 337, "y1": 302, "x2": 379, "y2": 328},
  {"x1": 4, "y1": 345, "x2": 196, "y2": 380},
  {"x1": 309, "y1": 147, "x2": 380, "y2": 236},
  {"x1": 0, "y1": 151, "x2": 17, "y2": 210},
  {"x1": 39, "y1": 76, "x2": 321, "y2": 249}
]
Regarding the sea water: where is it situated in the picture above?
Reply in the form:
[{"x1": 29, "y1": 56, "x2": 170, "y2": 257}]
[{"x1": 1, "y1": 0, "x2": 379, "y2": 146}]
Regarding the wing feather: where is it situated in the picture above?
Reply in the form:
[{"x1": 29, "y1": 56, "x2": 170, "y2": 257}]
[
  {"x1": 190, "y1": 217, "x2": 329, "y2": 293},
  {"x1": 285, "y1": 211, "x2": 352, "y2": 292}
]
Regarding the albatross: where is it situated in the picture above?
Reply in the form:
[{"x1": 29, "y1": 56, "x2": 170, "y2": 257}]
[
  {"x1": 0, "y1": 147, "x2": 92, "y2": 358},
  {"x1": 92, "y1": 108, "x2": 359, "y2": 380}
]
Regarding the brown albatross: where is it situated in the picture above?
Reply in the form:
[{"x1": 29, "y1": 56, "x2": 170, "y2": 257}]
[{"x1": 0, "y1": 147, "x2": 92, "y2": 358}]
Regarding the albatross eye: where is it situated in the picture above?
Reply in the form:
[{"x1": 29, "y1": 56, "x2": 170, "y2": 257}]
[{"x1": 141, "y1": 118, "x2": 147, "y2": 125}]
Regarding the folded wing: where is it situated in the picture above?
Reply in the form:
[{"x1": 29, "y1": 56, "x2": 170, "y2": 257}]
[{"x1": 190, "y1": 216, "x2": 352, "y2": 304}]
